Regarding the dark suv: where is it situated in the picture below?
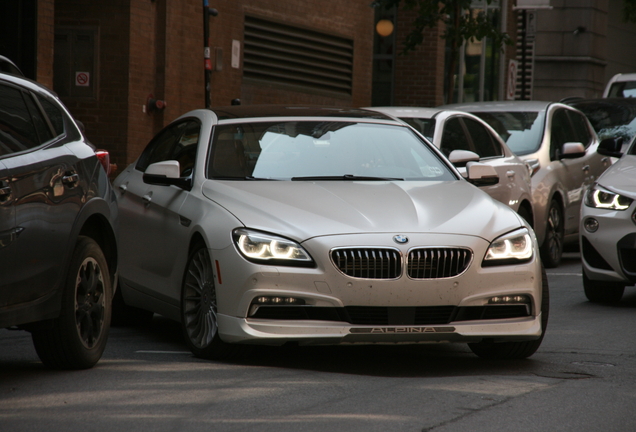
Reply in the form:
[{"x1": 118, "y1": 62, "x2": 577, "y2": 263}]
[{"x1": 0, "y1": 71, "x2": 118, "y2": 369}]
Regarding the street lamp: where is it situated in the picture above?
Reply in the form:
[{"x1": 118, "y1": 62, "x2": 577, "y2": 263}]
[{"x1": 376, "y1": 19, "x2": 394, "y2": 37}]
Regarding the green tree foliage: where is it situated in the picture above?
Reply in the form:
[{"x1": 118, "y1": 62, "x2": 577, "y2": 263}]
[
  {"x1": 372, "y1": 0, "x2": 510, "y2": 103},
  {"x1": 624, "y1": 0, "x2": 636, "y2": 22}
]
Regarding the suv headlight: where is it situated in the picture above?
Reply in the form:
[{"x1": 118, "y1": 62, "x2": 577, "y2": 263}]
[
  {"x1": 585, "y1": 184, "x2": 633, "y2": 210},
  {"x1": 483, "y1": 228, "x2": 533, "y2": 266},
  {"x1": 233, "y1": 228, "x2": 314, "y2": 267}
]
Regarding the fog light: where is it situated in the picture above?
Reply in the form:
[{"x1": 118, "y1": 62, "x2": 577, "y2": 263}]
[
  {"x1": 584, "y1": 217, "x2": 599, "y2": 233},
  {"x1": 488, "y1": 294, "x2": 530, "y2": 305},
  {"x1": 248, "y1": 296, "x2": 307, "y2": 316}
]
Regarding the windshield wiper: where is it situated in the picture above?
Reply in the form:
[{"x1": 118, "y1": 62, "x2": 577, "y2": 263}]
[
  {"x1": 291, "y1": 174, "x2": 403, "y2": 181},
  {"x1": 213, "y1": 176, "x2": 279, "y2": 181}
]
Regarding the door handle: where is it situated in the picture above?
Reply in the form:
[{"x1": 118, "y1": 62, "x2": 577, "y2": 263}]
[
  {"x1": 142, "y1": 193, "x2": 152, "y2": 205},
  {"x1": 506, "y1": 170, "x2": 515, "y2": 179},
  {"x1": 0, "y1": 185, "x2": 11, "y2": 203},
  {"x1": 118, "y1": 183, "x2": 128, "y2": 193},
  {"x1": 582, "y1": 165, "x2": 590, "y2": 172},
  {"x1": 62, "y1": 172, "x2": 79, "y2": 187}
]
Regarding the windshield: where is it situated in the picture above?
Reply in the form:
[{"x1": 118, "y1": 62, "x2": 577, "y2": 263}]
[
  {"x1": 471, "y1": 111, "x2": 544, "y2": 155},
  {"x1": 207, "y1": 121, "x2": 456, "y2": 181},
  {"x1": 573, "y1": 101, "x2": 636, "y2": 142}
]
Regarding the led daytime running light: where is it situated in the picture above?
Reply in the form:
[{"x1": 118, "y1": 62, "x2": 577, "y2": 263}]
[
  {"x1": 588, "y1": 188, "x2": 632, "y2": 210},
  {"x1": 485, "y1": 229, "x2": 533, "y2": 262}
]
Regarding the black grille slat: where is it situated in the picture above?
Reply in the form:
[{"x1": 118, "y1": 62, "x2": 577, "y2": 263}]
[
  {"x1": 332, "y1": 248, "x2": 401, "y2": 279},
  {"x1": 407, "y1": 248, "x2": 471, "y2": 279}
]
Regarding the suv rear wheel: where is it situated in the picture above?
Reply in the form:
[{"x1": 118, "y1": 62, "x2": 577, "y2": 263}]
[{"x1": 31, "y1": 236, "x2": 112, "y2": 369}]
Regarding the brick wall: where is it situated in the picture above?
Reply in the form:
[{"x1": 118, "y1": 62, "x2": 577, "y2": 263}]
[
  {"x1": 56, "y1": 0, "x2": 131, "y2": 172},
  {"x1": 37, "y1": 0, "x2": 55, "y2": 88},
  {"x1": 392, "y1": 8, "x2": 445, "y2": 107},
  {"x1": 53, "y1": 0, "x2": 375, "y2": 170},
  {"x1": 209, "y1": 0, "x2": 374, "y2": 107}
]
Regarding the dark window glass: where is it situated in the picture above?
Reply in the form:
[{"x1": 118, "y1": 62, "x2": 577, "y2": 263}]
[
  {"x1": 567, "y1": 110, "x2": 592, "y2": 148},
  {"x1": 440, "y1": 118, "x2": 471, "y2": 156},
  {"x1": 136, "y1": 120, "x2": 200, "y2": 177},
  {"x1": 550, "y1": 109, "x2": 572, "y2": 160},
  {"x1": 0, "y1": 83, "x2": 41, "y2": 156},
  {"x1": 37, "y1": 95, "x2": 65, "y2": 136},
  {"x1": 401, "y1": 118, "x2": 435, "y2": 141},
  {"x1": 463, "y1": 117, "x2": 500, "y2": 158},
  {"x1": 23, "y1": 93, "x2": 53, "y2": 144}
]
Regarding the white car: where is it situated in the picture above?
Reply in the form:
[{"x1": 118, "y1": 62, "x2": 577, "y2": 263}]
[
  {"x1": 580, "y1": 136, "x2": 636, "y2": 302},
  {"x1": 441, "y1": 101, "x2": 612, "y2": 268},
  {"x1": 603, "y1": 73, "x2": 636, "y2": 98},
  {"x1": 113, "y1": 106, "x2": 548, "y2": 360},
  {"x1": 368, "y1": 107, "x2": 534, "y2": 224}
]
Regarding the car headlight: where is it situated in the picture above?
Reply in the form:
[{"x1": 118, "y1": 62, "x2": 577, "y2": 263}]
[
  {"x1": 483, "y1": 228, "x2": 533, "y2": 266},
  {"x1": 233, "y1": 228, "x2": 314, "y2": 267},
  {"x1": 584, "y1": 184, "x2": 633, "y2": 210}
]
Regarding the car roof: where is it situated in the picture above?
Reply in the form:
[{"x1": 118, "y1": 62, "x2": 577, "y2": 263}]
[
  {"x1": 366, "y1": 106, "x2": 442, "y2": 120},
  {"x1": 607, "y1": 73, "x2": 636, "y2": 82},
  {"x1": 210, "y1": 105, "x2": 395, "y2": 121},
  {"x1": 440, "y1": 100, "x2": 553, "y2": 112},
  {"x1": 0, "y1": 69, "x2": 59, "y2": 98}
]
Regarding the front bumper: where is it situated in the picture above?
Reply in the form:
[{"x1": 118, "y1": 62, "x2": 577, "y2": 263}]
[
  {"x1": 212, "y1": 232, "x2": 544, "y2": 346},
  {"x1": 581, "y1": 205, "x2": 636, "y2": 285},
  {"x1": 218, "y1": 313, "x2": 543, "y2": 345}
]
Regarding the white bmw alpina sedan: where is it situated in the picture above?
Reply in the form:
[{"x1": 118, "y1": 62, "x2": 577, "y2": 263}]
[{"x1": 113, "y1": 106, "x2": 548, "y2": 360}]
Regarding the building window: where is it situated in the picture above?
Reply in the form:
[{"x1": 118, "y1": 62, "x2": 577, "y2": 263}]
[
  {"x1": 243, "y1": 15, "x2": 353, "y2": 96},
  {"x1": 54, "y1": 28, "x2": 98, "y2": 99},
  {"x1": 447, "y1": 0, "x2": 503, "y2": 103},
  {"x1": 372, "y1": 8, "x2": 395, "y2": 106}
]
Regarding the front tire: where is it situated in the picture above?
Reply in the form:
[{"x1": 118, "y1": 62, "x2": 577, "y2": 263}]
[
  {"x1": 583, "y1": 272, "x2": 625, "y2": 303},
  {"x1": 32, "y1": 236, "x2": 112, "y2": 369},
  {"x1": 540, "y1": 199, "x2": 564, "y2": 268},
  {"x1": 468, "y1": 265, "x2": 549, "y2": 360},
  {"x1": 181, "y1": 242, "x2": 245, "y2": 360}
]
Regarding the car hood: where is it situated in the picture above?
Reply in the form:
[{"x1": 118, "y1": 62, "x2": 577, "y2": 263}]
[
  {"x1": 201, "y1": 180, "x2": 522, "y2": 242},
  {"x1": 598, "y1": 155, "x2": 636, "y2": 197}
]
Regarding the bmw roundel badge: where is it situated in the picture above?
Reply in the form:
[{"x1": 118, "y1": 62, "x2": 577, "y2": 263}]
[{"x1": 393, "y1": 235, "x2": 409, "y2": 244}]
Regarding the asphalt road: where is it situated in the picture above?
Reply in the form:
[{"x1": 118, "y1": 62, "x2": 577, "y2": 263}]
[{"x1": 2, "y1": 252, "x2": 636, "y2": 432}]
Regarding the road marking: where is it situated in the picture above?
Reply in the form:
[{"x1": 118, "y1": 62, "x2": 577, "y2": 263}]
[{"x1": 547, "y1": 273, "x2": 582, "y2": 276}]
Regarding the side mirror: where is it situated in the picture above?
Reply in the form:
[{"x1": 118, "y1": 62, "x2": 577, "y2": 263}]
[
  {"x1": 143, "y1": 160, "x2": 192, "y2": 190},
  {"x1": 559, "y1": 142, "x2": 586, "y2": 159},
  {"x1": 466, "y1": 161, "x2": 499, "y2": 186},
  {"x1": 448, "y1": 149, "x2": 480, "y2": 167},
  {"x1": 597, "y1": 137, "x2": 624, "y2": 158}
]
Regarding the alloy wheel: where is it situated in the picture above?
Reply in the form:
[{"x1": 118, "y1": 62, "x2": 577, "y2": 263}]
[
  {"x1": 74, "y1": 257, "x2": 106, "y2": 349},
  {"x1": 183, "y1": 248, "x2": 217, "y2": 349}
]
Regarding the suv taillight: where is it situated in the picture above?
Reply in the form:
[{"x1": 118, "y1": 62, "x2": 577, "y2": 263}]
[{"x1": 95, "y1": 150, "x2": 111, "y2": 176}]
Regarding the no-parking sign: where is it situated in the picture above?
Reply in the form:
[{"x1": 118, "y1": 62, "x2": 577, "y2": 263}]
[{"x1": 75, "y1": 72, "x2": 90, "y2": 87}]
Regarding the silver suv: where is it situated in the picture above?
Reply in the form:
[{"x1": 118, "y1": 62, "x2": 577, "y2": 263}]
[
  {"x1": 442, "y1": 101, "x2": 612, "y2": 267},
  {"x1": 0, "y1": 71, "x2": 118, "y2": 369}
]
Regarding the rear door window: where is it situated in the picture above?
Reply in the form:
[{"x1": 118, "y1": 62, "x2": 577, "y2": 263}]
[{"x1": 0, "y1": 83, "x2": 49, "y2": 156}]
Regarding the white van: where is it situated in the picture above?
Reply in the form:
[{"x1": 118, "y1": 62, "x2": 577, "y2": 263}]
[{"x1": 603, "y1": 73, "x2": 636, "y2": 97}]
